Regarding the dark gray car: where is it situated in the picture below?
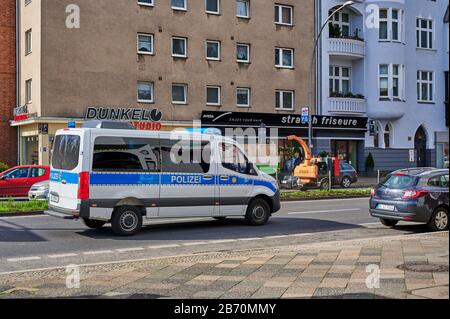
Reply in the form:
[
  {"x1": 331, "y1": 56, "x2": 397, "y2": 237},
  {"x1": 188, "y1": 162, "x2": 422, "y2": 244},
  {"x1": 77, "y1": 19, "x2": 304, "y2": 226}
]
[{"x1": 370, "y1": 168, "x2": 449, "y2": 231}]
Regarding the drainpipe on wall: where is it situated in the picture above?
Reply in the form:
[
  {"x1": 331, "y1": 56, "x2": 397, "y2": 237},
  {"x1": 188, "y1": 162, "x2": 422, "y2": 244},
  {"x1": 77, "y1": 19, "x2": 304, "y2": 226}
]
[{"x1": 15, "y1": 0, "x2": 20, "y2": 165}]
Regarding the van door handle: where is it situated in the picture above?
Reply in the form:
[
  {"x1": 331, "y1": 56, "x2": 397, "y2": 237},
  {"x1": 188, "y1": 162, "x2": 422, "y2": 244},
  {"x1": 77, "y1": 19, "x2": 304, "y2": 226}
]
[
  {"x1": 61, "y1": 180, "x2": 67, "y2": 185},
  {"x1": 203, "y1": 175, "x2": 213, "y2": 181},
  {"x1": 220, "y1": 175, "x2": 229, "y2": 181}
]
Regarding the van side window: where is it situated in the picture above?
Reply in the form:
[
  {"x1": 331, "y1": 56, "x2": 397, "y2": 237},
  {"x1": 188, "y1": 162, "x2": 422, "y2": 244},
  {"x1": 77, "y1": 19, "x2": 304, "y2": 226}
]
[
  {"x1": 161, "y1": 139, "x2": 211, "y2": 174},
  {"x1": 221, "y1": 143, "x2": 255, "y2": 175},
  {"x1": 31, "y1": 168, "x2": 46, "y2": 177},
  {"x1": 93, "y1": 137, "x2": 160, "y2": 172}
]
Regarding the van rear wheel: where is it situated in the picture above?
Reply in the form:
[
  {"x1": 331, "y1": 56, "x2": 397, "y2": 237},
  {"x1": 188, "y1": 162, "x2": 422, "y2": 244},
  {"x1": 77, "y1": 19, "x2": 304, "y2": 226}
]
[
  {"x1": 111, "y1": 206, "x2": 143, "y2": 236},
  {"x1": 82, "y1": 218, "x2": 106, "y2": 229},
  {"x1": 245, "y1": 199, "x2": 270, "y2": 226}
]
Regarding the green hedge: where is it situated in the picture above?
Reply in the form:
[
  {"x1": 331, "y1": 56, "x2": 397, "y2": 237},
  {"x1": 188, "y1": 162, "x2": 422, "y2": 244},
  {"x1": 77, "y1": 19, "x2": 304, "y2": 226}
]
[
  {"x1": 0, "y1": 200, "x2": 48, "y2": 213},
  {"x1": 281, "y1": 188, "x2": 371, "y2": 200}
]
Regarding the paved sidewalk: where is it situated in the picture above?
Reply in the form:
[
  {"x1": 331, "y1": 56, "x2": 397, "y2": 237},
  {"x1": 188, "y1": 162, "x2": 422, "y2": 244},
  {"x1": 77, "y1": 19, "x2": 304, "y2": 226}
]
[{"x1": 0, "y1": 232, "x2": 447, "y2": 299}]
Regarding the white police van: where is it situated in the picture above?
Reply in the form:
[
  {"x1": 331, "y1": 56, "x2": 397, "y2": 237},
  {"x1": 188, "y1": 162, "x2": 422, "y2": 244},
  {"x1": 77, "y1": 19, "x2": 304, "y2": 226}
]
[{"x1": 45, "y1": 121, "x2": 280, "y2": 236}]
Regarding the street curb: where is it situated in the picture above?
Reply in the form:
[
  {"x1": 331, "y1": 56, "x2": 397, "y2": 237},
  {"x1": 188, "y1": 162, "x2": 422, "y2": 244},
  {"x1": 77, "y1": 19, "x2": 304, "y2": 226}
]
[{"x1": 0, "y1": 211, "x2": 45, "y2": 218}]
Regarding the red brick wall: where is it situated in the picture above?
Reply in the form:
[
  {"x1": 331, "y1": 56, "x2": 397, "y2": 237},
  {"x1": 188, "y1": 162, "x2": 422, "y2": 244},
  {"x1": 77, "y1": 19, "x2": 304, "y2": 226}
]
[{"x1": 0, "y1": 0, "x2": 17, "y2": 167}]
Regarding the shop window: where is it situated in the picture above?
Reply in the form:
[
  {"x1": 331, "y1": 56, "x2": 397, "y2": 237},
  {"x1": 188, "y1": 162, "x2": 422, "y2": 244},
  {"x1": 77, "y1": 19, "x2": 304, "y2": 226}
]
[{"x1": 374, "y1": 123, "x2": 380, "y2": 148}]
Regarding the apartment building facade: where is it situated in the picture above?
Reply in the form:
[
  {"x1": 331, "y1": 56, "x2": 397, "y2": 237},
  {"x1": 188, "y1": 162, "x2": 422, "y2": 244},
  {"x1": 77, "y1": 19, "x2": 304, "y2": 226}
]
[
  {"x1": 12, "y1": 0, "x2": 319, "y2": 167},
  {"x1": 317, "y1": 0, "x2": 449, "y2": 172},
  {"x1": 0, "y1": 0, "x2": 17, "y2": 167}
]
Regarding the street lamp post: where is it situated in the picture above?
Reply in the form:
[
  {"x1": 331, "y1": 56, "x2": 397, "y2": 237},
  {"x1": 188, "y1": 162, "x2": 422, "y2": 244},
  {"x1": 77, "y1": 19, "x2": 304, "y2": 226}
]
[{"x1": 307, "y1": 1, "x2": 354, "y2": 150}]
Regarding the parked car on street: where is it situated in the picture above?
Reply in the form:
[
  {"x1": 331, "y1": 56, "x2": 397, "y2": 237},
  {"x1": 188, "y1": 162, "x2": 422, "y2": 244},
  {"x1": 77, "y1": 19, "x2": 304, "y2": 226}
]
[
  {"x1": 370, "y1": 168, "x2": 449, "y2": 231},
  {"x1": 28, "y1": 180, "x2": 50, "y2": 201},
  {"x1": 0, "y1": 165, "x2": 50, "y2": 198},
  {"x1": 279, "y1": 174, "x2": 300, "y2": 190}
]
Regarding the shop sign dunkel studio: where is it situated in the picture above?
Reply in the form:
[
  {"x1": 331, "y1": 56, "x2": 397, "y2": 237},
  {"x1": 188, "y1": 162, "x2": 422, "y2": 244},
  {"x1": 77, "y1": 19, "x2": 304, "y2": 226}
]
[
  {"x1": 201, "y1": 111, "x2": 368, "y2": 130},
  {"x1": 85, "y1": 107, "x2": 163, "y2": 131}
]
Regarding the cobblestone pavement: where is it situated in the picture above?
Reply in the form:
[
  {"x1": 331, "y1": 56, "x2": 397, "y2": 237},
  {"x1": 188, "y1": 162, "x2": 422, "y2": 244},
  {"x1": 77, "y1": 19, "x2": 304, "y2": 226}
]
[{"x1": 0, "y1": 232, "x2": 447, "y2": 299}]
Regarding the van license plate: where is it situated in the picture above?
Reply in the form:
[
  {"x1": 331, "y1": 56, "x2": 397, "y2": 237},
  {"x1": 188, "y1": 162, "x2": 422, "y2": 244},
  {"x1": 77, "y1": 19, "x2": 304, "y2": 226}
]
[
  {"x1": 50, "y1": 194, "x2": 59, "y2": 203},
  {"x1": 377, "y1": 204, "x2": 395, "y2": 211}
]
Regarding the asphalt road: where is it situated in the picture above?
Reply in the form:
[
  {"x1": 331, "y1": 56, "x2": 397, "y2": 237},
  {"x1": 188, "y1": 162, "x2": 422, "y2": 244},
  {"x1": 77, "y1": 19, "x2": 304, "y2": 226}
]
[{"x1": 0, "y1": 198, "x2": 431, "y2": 274}]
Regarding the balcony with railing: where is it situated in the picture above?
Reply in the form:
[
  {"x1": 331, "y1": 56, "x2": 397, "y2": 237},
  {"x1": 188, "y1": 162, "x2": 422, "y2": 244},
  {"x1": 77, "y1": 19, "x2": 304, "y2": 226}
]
[
  {"x1": 328, "y1": 37, "x2": 365, "y2": 59},
  {"x1": 328, "y1": 96, "x2": 366, "y2": 115}
]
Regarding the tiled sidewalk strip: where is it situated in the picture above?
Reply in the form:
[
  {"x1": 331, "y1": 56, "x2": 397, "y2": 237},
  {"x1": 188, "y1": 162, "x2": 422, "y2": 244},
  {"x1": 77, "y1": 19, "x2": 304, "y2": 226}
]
[{"x1": 0, "y1": 232, "x2": 447, "y2": 299}]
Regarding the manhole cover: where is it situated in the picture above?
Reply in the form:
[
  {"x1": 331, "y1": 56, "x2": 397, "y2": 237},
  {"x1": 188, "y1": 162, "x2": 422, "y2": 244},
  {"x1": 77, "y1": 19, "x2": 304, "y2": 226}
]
[{"x1": 397, "y1": 262, "x2": 448, "y2": 273}]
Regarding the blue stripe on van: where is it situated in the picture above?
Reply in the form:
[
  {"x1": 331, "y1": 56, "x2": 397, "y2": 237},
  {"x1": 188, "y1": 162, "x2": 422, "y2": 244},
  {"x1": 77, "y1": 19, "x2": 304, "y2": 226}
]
[
  {"x1": 50, "y1": 170, "x2": 79, "y2": 184},
  {"x1": 50, "y1": 171, "x2": 277, "y2": 193}
]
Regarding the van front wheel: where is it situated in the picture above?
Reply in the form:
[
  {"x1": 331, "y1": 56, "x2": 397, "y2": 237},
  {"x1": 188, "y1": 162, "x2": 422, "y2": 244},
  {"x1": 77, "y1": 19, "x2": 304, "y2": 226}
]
[
  {"x1": 82, "y1": 218, "x2": 106, "y2": 229},
  {"x1": 245, "y1": 199, "x2": 270, "y2": 226},
  {"x1": 111, "y1": 206, "x2": 143, "y2": 236}
]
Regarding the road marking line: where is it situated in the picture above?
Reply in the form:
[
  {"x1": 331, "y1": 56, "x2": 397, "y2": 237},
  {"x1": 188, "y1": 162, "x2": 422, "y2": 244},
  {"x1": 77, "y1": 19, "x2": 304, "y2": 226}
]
[
  {"x1": 148, "y1": 244, "x2": 180, "y2": 249},
  {"x1": 282, "y1": 198, "x2": 369, "y2": 204},
  {"x1": 264, "y1": 235, "x2": 289, "y2": 239},
  {"x1": 238, "y1": 237, "x2": 262, "y2": 241},
  {"x1": 83, "y1": 250, "x2": 114, "y2": 255},
  {"x1": 182, "y1": 242, "x2": 209, "y2": 246},
  {"x1": 116, "y1": 247, "x2": 145, "y2": 253},
  {"x1": 48, "y1": 253, "x2": 78, "y2": 259},
  {"x1": 209, "y1": 239, "x2": 237, "y2": 244},
  {"x1": 7, "y1": 256, "x2": 41, "y2": 262},
  {"x1": 288, "y1": 208, "x2": 361, "y2": 215}
]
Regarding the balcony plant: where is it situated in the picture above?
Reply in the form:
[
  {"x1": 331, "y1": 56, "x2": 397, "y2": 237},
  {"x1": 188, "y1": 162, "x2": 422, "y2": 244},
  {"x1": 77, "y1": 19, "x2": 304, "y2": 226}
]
[
  {"x1": 329, "y1": 23, "x2": 364, "y2": 41},
  {"x1": 329, "y1": 92, "x2": 365, "y2": 99}
]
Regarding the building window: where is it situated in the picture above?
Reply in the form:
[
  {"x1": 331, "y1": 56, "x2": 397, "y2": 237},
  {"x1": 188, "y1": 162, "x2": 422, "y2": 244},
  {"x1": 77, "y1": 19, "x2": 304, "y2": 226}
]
[
  {"x1": 236, "y1": 88, "x2": 250, "y2": 107},
  {"x1": 275, "y1": 48, "x2": 293, "y2": 68},
  {"x1": 206, "y1": 0, "x2": 220, "y2": 14},
  {"x1": 172, "y1": 37, "x2": 187, "y2": 58},
  {"x1": 373, "y1": 123, "x2": 380, "y2": 148},
  {"x1": 137, "y1": 82, "x2": 154, "y2": 103},
  {"x1": 416, "y1": 18, "x2": 433, "y2": 49},
  {"x1": 329, "y1": 10, "x2": 349, "y2": 36},
  {"x1": 25, "y1": 29, "x2": 32, "y2": 55},
  {"x1": 275, "y1": 4, "x2": 293, "y2": 25},
  {"x1": 206, "y1": 86, "x2": 221, "y2": 105},
  {"x1": 137, "y1": 33, "x2": 153, "y2": 55},
  {"x1": 384, "y1": 124, "x2": 391, "y2": 148},
  {"x1": 237, "y1": 43, "x2": 250, "y2": 63},
  {"x1": 206, "y1": 40, "x2": 221, "y2": 60},
  {"x1": 275, "y1": 90, "x2": 294, "y2": 110},
  {"x1": 171, "y1": 0, "x2": 187, "y2": 10},
  {"x1": 379, "y1": 64, "x2": 405, "y2": 99},
  {"x1": 25, "y1": 79, "x2": 32, "y2": 104},
  {"x1": 379, "y1": 8, "x2": 404, "y2": 42},
  {"x1": 417, "y1": 70, "x2": 434, "y2": 102},
  {"x1": 172, "y1": 84, "x2": 188, "y2": 104},
  {"x1": 138, "y1": 0, "x2": 154, "y2": 7},
  {"x1": 329, "y1": 66, "x2": 350, "y2": 95},
  {"x1": 236, "y1": 0, "x2": 250, "y2": 18}
]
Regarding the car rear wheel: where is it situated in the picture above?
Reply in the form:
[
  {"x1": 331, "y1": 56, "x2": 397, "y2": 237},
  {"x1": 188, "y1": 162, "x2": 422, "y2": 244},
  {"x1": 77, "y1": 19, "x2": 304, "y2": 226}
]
[
  {"x1": 428, "y1": 207, "x2": 449, "y2": 231},
  {"x1": 245, "y1": 199, "x2": 270, "y2": 226},
  {"x1": 341, "y1": 176, "x2": 352, "y2": 189},
  {"x1": 82, "y1": 218, "x2": 106, "y2": 229},
  {"x1": 111, "y1": 206, "x2": 143, "y2": 236},
  {"x1": 380, "y1": 218, "x2": 398, "y2": 227},
  {"x1": 320, "y1": 179, "x2": 330, "y2": 190}
]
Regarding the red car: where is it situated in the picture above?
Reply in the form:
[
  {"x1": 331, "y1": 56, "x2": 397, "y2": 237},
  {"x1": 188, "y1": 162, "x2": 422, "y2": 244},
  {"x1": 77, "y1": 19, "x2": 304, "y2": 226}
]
[{"x1": 0, "y1": 165, "x2": 50, "y2": 198}]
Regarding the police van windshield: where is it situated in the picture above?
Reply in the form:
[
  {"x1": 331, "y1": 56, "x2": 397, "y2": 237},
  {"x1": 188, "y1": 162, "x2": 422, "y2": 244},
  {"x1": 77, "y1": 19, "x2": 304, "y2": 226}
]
[{"x1": 51, "y1": 135, "x2": 80, "y2": 171}]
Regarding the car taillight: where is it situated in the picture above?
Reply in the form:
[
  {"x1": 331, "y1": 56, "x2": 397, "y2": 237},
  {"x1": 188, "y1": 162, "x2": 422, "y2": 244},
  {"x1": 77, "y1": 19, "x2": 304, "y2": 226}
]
[
  {"x1": 78, "y1": 172, "x2": 90, "y2": 200},
  {"x1": 371, "y1": 187, "x2": 376, "y2": 197},
  {"x1": 401, "y1": 189, "x2": 428, "y2": 199}
]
